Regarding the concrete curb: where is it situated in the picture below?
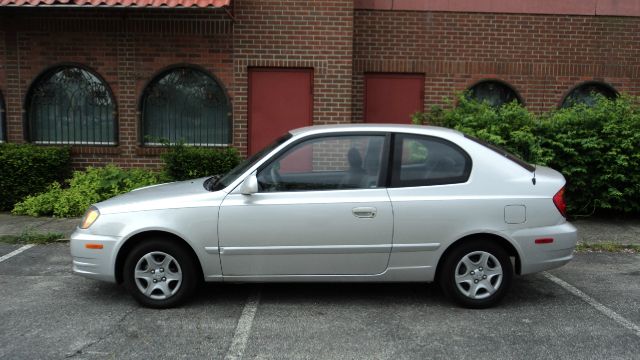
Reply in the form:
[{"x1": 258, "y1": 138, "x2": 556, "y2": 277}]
[
  {"x1": 0, "y1": 213, "x2": 80, "y2": 238},
  {"x1": 572, "y1": 218, "x2": 640, "y2": 245}
]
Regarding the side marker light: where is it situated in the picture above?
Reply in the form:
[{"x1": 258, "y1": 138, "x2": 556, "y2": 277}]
[{"x1": 535, "y1": 238, "x2": 554, "y2": 244}]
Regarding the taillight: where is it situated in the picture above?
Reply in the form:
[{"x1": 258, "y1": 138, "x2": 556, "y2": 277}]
[{"x1": 553, "y1": 186, "x2": 567, "y2": 218}]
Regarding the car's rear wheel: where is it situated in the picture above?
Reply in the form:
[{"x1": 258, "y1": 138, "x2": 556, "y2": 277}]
[
  {"x1": 123, "y1": 239, "x2": 199, "y2": 308},
  {"x1": 439, "y1": 240, "x2": 513, "y2": 308}
]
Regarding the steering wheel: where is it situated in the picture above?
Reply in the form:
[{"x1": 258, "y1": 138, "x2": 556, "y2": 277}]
[{"x1": 268, "y1": 162, "x2": 282, "y2": 189}]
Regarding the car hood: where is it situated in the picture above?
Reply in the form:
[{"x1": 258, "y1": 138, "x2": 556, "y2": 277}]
[{"x1": 96, "y1": 177, "x2": 228, "y2": 214}]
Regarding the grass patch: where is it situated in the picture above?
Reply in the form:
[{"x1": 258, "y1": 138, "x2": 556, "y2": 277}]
[
  {"x1": 575, "y1": 242, "x2": 640, "y2": 253},
  {"x1": 0, "y1": 231, "x2": 66, "y2": 245}
]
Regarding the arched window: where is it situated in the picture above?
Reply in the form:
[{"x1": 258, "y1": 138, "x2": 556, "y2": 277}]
[
  {"x1": 561, "y1": 82, "x2": 618, "y2": 108},
  {"x1": 26, "y1": 66, "x2": 116, "y2": 145},
  {"x1": 141, "y1": 67, "x2": 231, "y2": 146},
  {"x1": 468, "y1": 80, "x2": 521, "y2": 107},
  {"x1": 0, "y1": 91, "x2": 6, "y2": 143}
]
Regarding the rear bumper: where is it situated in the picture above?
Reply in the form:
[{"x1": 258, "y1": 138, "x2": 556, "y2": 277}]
[
  {"x1": 70, "y1": 230, "x2": 120, "y2": 283},
  {"x1": 511, "y1": 222, "x2": 578, "y2": 275}
]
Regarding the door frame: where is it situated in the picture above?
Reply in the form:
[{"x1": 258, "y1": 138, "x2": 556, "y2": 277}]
[
  {"x1": 363, "y1": 72, "x2": 425, "y2": 124},
  {"x1": 247, "y1": 67, "x2": 314, "y2": 155},
  {"x1": 252, "y1": 131, "x2": 393, "y2": 191}
]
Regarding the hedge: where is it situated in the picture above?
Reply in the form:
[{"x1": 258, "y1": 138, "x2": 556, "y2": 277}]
[
  {"x1": 161, "y1": 143, "x2": 241, "y2": 181},
  {"x1": 413, "y1": 94, "x2": 640, "y2": 216},
  {"x1": 12, "y1": 164, "x2": 162, "y2": 217},
  {"x1": 8, "y1": 142, "x2": 242, "y2": 217},
  {"x1": 0, "y1": 144, "x2": 71, "y2": 211}
]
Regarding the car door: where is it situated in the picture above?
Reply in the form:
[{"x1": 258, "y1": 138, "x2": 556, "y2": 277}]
[
  {"x1": 218, "y1": 133, "x2": 393, "y2": 276},
  {"x1": 386, "y1": 134, "x2": 474, "y2": 262}
]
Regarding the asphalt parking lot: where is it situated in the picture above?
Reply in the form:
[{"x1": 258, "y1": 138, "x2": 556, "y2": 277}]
[{"x1": 0, "y1": 243, "x2": 638, "y2": 360}]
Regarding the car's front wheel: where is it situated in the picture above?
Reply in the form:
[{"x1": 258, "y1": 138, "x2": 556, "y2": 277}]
[
  {"x1": 123, "y1": 239, "x2": 199, "y2": 308},
  {"x1": 439, "y1": 241, "x2": 513, "y2": 308}
]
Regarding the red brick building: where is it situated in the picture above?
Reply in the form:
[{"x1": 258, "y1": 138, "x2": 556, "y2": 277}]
[{"x1": 1, "y1": 0, "x2": 639, "y2": 168}]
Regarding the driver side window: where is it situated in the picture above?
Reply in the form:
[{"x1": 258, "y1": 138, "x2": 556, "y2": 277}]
[{"x1": 258, "y1": 135, "x2": 385, "y2": 192}]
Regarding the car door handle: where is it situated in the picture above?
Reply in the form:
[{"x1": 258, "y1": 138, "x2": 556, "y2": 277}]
[{"x1": 352, "y1": 207, "x2": 377, "y2": 218}]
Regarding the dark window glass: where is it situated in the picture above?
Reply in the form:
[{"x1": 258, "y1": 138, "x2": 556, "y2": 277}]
[
  {"x1": 0, "y1": 93, "x2": 5, "y2": 142},
  {"x1": 469, "y1": 81, "x2": 520, "y2": 107},
  {"x1": 258, "y1": 135, "x2": 386, "y2": 192},
  {"x1": 141, "y1": 67, "x2": 231, "y2": 146},
  {"x1": 27, "y1": 67, "x2": 116, "y2": 145},
  {"x1": 392, "y1": 134, "x2": 471, "y2": 187},
  {"x1": 561, "y1": 83, "x2": 617, "y2": 108}
]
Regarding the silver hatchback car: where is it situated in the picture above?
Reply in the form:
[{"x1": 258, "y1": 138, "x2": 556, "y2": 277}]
[{"x1": 71, "y1": 124, "x2": 577, "y2": 308}]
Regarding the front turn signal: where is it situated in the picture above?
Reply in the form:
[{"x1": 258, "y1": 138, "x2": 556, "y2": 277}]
[{"x1": 80, "y1": 206, "x2": 100, "y2": 229}]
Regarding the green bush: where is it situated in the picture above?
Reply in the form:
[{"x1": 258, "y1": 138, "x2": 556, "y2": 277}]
[
  {"x1": 161, "y1": 143, "x2": 241, "y2": 181},
  {"x1": 540, "y1": 96, "x2": 640, "y2": 215},
  {"x1": 414, "y1": 96, "x2": 547, "y2": 163},
  {"x1": 412, "y1": 94, "x2": 640, "y2": 216},
  {"x1": 0, "y1": 144, "x2": 71, "y2": 211},
  {"x1": 12, "y1": 165, "x2": 162, "y2": 217}
]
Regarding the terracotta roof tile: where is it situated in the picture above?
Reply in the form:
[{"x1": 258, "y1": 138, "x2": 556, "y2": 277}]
[{"x1": 0, "y1": 0, "x2": 230, "y2": 7}]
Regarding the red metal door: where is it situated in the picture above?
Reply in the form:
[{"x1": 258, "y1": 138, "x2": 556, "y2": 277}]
[
  {"x1": 364, "y1": 73, "x2": 425, "y2": 124},
  {"x1": 248, "y1": 68, "x2": 313, "y2": 155}
]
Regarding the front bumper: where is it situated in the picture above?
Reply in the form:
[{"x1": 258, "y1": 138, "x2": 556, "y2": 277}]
[
  {"x1": 70, "y1": 229, "x2": 121, "y2": 283},
  {"x1": 511, "y1": 222, "x2": 578, "y2": 275}
]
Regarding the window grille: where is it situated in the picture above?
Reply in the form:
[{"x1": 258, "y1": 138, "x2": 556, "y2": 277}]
[
  {"x1": 468, "y1": 81, "x2": 520, "y2": 107},
  {"x1": 26, "y1": 66, "x2": 116, "y2": 145},
  {"x1": 141, "y1": 67, "x2": 231, "y2": 146},
  {"x1": 561, "y1": 82, "x2": 617, "y2": 108}
]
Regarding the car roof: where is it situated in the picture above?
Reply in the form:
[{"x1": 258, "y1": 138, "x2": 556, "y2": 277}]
[{"x1": 288, "y1": 123, "x2": 464, "y2": 137}]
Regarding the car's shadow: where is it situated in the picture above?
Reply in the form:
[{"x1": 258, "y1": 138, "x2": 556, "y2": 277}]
[
  {"x1": 198, "y1": 282, "x2": 445, "y2": 306},
  {"x1": 192, "y1": 272, "x2": 556, "y2": 308},
  {"x1": 75, "y1": 273, "x2": 557, "y2": 309}
]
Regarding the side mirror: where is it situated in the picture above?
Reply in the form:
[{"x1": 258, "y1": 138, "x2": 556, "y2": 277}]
[{"x1": 239, "y1": 172, "x2": 258, "y2": 195}]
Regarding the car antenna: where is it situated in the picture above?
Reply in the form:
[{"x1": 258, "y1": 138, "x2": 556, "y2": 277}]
[{"x1": 532, "y1": 164, "x2": 537, "y2": 185}]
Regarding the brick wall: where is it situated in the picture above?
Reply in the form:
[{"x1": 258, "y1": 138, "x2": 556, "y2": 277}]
[
  {"x1": 353, "y1": 10, "x2": 640, "y2": 120},
  {"x1": 2, "y1": 5, "x2": 640, "y2": 168},
  {"x1": 0, "y1": 28, "x2": 5, "y2": 141},
  {"x1": 232, "y1": 0, "x2": 354, "y2": 156},
  {"x1": 0, "y1": 8, "x2": 233, "y2": 169},
  {"x1": 0, "y1": 29, "x2": 5, "y2": 101}
]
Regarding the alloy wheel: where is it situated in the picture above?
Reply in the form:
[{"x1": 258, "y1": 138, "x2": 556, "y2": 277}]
[
  {"x1": 134, "y1": 251, "x2": 183, "y2": 300},
  {"x1": 454, "y1": 251, "x2": 503, "y2": 300}
]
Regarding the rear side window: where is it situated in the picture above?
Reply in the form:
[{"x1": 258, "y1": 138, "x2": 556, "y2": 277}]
[
  {"x1": 465, "y1": 135, "x2": 535, "y2": 172},
  {"x1": 391, "y1": 134, "x2": 471, "y2": 187}
]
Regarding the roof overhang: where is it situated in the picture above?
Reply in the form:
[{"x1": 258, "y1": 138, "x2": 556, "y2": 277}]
[{"x1": 0, "y1": 0, "x2": 230, "y2": 8}]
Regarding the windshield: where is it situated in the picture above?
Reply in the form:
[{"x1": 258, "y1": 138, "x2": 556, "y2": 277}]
[
  {"x1": 465, "y1": 135, "x2": 535, "y2": 172},
  {"x1": 210, "y1": 133, "x2": 293, "y2": 191}
]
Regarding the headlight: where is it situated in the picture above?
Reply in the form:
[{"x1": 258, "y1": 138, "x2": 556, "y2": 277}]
[{"x1": 80, "y1": 206, "x2": 100, "y2": 229}]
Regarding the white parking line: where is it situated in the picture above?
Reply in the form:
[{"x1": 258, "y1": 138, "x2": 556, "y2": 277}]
[
  {"x1": 0, "y1": 244, "x2": 35, "y2": 263},
  {"x1": 224, "y1": 289, "x2": 261, "y2": 360},
  {"x1": 544, "y1": 272, "x2": 640, "y2": 338}
]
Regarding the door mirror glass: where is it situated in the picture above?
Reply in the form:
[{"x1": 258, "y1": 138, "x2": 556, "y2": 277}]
[{"x1": 239, "y1": 172, "x2": 258, "y2": 195}]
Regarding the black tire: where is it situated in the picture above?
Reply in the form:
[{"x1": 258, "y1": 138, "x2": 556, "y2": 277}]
[
  {"x1": 123, "y1": 238, "x2": 199, "y2": 308},
  {"x1": 439, "y1": 240, "x2": 513, "y2": 309}
]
